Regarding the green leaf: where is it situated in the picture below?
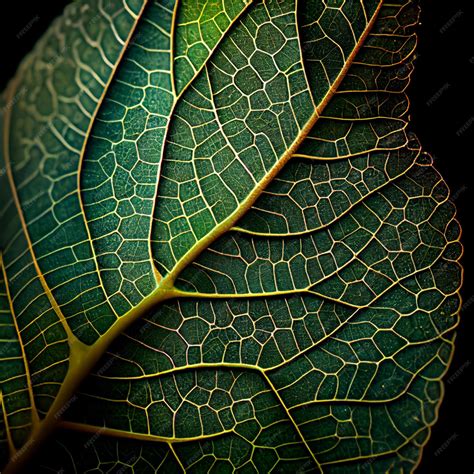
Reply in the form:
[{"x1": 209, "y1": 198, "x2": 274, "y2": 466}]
[{"x1": 0, "y1": 0, "x2": 462, "y2": 472}]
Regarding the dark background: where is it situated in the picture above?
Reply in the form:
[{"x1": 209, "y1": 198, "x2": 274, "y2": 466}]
[{"x1": 1, "y1": 1, "x2": 472, "y2": 472}]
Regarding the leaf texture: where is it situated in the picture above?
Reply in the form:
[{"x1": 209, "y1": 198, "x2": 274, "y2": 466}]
[{"x1": 0, "y1": 0, "x2": 462, "y2": 472}]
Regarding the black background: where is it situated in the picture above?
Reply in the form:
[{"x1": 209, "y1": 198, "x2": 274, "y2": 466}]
[{"x1": 1, "y1": 1, "x2": 472, "y2": 472}]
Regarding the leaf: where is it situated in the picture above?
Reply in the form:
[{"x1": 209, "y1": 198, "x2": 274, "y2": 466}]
[{"x1": 0, "y1": 0, "x2": 462, "y2": 472}]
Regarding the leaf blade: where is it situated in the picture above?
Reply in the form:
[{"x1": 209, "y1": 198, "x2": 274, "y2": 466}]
[{"x1": 0, "y1": 1, "x2": 463, "y2": 472}]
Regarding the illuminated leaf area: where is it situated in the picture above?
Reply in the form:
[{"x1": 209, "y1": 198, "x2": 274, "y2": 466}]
[{"x1": 0, "y1": 0, "x2": 462, "y2": 472}]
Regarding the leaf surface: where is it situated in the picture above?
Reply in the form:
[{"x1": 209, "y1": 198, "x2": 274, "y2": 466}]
[{"x1": 0, "y1": 0, "x2": 462, "y2": 472}]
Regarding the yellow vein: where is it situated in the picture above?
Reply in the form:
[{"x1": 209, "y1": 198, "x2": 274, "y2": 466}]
[
  {"x1": 148, "y1": 0, "x2": 256, "y2": 282},
  {"x1": 230, "y1": 149, "x2": 417, "y2": 237},
  {"x1": 147, "y1": 0, "x2": 180, "y2": 284},
  {"x1": 2, "y1": 82, "x2": 85, "y2": 351},
  {"x1": 169, "y1": 0, "x2": 179, "y2": 98},
  {"x1": 168, "y1": 442, "x2": 186, "y2": 472},
  {"x1": 260, "y1": 370, "x2": 322, "y2": 472},
  {"x1": 94, "y1": 361, "x2": 264, "y2": 380},
  {"x1": 320, "y1": 424, "x2": 428, "y2": 467},
  {"x1": 0, "y1": 392, "x2": 16, "y2": 456},
  {"x1": 0, "y1": 252, "x2": 40, "y2": 427},
  {"x1": 59, "y1": 420, "x2": 233, "y2": 446},
  {"x1": 76, "y1": 0, "x2": 151, "y2": 309}
]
